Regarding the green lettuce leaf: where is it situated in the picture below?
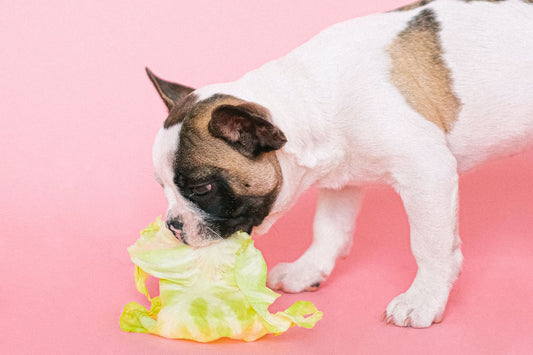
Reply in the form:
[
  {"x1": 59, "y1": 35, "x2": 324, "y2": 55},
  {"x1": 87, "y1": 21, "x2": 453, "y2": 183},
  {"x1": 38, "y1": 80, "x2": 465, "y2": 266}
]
[{"x1": 120, "y1": 216, "x2": 322, "y2": 342}]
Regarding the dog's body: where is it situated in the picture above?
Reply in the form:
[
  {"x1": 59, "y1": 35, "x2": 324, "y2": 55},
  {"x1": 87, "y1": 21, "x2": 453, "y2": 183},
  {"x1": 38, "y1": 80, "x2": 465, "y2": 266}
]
[{"x1": 149, "y1": 0, "x2": 533, "y2": 327}]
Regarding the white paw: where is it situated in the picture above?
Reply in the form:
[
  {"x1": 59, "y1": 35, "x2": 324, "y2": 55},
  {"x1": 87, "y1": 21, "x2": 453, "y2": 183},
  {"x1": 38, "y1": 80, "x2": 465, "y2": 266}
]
[
  {"x1": 383, "y1": 287, "x2": 448, "y2": 328},
  {"x1": 266, "y1": 259, "x2": 331, "y2": 293}
]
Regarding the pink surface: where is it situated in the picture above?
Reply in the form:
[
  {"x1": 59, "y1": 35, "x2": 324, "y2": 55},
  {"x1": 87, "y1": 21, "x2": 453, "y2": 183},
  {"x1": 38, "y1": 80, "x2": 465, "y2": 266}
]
[{"x1": 2, "y1": 0, "x2": 533, "y2": 353}]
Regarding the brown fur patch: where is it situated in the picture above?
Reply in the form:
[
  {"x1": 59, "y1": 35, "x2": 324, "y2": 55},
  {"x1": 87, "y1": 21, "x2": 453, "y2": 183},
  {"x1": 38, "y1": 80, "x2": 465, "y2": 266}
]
[
  {"x1": 395, "y1": 0, "x2": 435, "y2": 12},
  {"x1": 164, "y1": 94, "x2": 198, "y2": 128},
  {"x1": 176, "y1": 95, "x2": 283, "y2": 197},
  {"x1": 388, "y1": 9, "x2": 462, "y2": 132}
]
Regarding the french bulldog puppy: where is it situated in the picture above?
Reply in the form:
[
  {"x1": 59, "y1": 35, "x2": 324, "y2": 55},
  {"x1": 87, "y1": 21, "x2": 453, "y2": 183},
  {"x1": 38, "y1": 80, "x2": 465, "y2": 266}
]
[{"x1": 149, "y1": 0, "x2": 533, "y2": 327}]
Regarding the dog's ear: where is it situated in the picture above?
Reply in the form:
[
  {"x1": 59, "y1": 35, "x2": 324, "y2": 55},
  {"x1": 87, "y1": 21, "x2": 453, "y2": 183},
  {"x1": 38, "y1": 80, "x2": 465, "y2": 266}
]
[
  {"x1": 208, "y1": 103, "x2": 287, "y2": 158},
  {"x1": 145, "y1": 67, "x2": 194, "y2": 111}
]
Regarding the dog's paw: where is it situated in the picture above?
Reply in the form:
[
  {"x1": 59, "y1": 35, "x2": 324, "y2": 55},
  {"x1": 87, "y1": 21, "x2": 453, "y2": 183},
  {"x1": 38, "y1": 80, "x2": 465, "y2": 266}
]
[
  {"x1": 383, "y1": 287, "x2": 448, "y2": 328},
  {"x1": 266, "y1": 260, "x2": 330, "y2": 293}
]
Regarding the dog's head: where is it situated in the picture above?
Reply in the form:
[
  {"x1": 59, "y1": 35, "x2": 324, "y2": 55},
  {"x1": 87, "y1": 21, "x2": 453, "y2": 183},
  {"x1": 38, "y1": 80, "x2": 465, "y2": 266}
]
[{"x1": 148, "y1": 68, "x2": 287, "y2": 247}]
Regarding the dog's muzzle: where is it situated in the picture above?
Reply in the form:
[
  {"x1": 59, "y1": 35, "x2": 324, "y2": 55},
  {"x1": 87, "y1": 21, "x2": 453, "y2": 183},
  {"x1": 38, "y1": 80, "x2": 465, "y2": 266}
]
[{"x1": 166, "y1": 218, "x2": 187, "y2": 244}]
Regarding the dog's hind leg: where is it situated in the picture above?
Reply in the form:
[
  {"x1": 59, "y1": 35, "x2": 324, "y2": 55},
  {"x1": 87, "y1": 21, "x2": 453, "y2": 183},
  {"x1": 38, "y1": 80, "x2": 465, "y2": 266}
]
[
  {"x1": 384, "y1": 144, "x2": 463, "y2": 327},
  {"x1": 266, "y1": 186, "x2": 361, "y2": 293}
]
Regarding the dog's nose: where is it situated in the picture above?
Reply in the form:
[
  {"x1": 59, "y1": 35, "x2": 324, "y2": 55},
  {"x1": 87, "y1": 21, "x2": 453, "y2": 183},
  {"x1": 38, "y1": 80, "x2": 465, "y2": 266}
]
[{"x1": 166, "y1": 219, "x2": 184, "y2": 235}]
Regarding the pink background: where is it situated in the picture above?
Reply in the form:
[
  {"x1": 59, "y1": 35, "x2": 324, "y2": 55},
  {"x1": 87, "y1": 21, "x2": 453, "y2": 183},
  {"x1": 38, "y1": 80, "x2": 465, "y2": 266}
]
[{"x1": 2, "y1": 0, "x2": 533, "y2": 353}]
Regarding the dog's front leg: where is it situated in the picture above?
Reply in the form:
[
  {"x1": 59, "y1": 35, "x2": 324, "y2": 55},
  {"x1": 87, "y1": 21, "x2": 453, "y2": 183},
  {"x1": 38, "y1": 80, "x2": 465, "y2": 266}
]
[
  {"x1": 384, "y1": 150, "x2": 463, "y2": 328},
  {"x1": 267, "y1": 186, "x2": 362, "y2": 293}
]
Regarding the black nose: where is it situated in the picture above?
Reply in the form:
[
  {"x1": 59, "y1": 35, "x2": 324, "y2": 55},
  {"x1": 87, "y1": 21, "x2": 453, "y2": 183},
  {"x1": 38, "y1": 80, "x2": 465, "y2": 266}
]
[{"x1": 166, "y1": 219, "x2": 184, "y2": 235}]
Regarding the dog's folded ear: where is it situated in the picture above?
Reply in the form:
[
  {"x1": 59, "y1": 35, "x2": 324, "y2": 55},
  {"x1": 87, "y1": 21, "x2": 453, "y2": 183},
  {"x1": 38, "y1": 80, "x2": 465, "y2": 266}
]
[
  {"x1": 208, "y1": 103, "x2": 287, "y2": 158},
  {"x1": 146, "y1": 67, "x2": 194, "y2": 111}
]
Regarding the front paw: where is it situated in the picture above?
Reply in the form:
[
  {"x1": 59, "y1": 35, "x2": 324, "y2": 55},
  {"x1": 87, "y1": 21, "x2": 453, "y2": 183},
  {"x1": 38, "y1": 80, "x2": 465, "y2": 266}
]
[
  {"x1": 266, "y1": 260, "x2": 330, "y2": 293},
  {"x1": 383, "y1": 287, "x2": 448, "y2": 328}
]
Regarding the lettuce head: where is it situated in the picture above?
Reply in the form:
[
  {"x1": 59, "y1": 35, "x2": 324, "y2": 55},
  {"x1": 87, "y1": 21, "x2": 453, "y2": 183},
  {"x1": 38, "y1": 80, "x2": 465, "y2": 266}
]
[{"x1": 120, "y1": 217, "x2": 322, "y2": 342}]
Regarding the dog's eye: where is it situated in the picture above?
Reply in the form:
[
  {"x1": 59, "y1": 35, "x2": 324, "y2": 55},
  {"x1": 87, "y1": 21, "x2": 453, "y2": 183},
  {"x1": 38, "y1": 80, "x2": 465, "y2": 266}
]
[{"x1": 191, "y1": 184, "x2": 212, "y2": 196}]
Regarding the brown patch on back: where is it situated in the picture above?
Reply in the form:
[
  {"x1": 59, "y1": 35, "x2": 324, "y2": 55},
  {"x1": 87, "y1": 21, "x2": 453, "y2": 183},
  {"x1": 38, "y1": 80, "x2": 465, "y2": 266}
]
[
  {"x1": 388, "y1": 9, "x2": 462, "y2": 132},
  {"x1": 176, "y1": 95, "x2": 283, "y2": 197},
  {"x1": 395, "y1": 0, "x2": 435, "y2": 12}
]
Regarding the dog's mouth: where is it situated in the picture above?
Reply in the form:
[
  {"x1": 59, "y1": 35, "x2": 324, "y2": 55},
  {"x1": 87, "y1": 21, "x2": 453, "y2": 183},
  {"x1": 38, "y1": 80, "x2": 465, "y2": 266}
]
[
  {"x1": 166, "y1": 220, "x2": 188, "y2": 244},
  {"x1": 174, "y1": 229, "x2": 188, "y2": 245},
  {"x1": 166, "y1": 216, "x2": 256, "y2": 247},
  {"x1": 167, "y1": 223, "x2": 227, "y2": 247}
]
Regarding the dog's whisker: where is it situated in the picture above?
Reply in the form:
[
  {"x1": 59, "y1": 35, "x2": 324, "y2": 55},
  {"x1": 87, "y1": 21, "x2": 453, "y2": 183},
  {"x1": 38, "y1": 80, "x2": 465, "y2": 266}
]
[{"x1": 204, "y1": 225, "x2": 222, "y2": 240}]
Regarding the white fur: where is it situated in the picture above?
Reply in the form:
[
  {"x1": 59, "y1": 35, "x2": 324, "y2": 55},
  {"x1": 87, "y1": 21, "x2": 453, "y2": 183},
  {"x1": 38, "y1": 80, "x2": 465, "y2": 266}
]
[
  {"x1": 154, "y1": 0, "x2": 533, "y2": 327},
  {"x1": 153, "y1": 125, "x2": 218, "y2": 247}
]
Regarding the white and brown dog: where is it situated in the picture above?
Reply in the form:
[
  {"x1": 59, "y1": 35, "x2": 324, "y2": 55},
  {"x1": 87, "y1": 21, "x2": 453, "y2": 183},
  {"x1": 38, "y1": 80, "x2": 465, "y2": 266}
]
[{"x1": 148, "y1": 0, "x2": 533, "y2": 328}]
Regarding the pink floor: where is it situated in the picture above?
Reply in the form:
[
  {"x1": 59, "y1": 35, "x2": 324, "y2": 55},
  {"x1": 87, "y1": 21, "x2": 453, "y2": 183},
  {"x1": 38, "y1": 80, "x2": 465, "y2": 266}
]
[{"x1": 3, "y1": 0, "x2": 533, "y2": 354}]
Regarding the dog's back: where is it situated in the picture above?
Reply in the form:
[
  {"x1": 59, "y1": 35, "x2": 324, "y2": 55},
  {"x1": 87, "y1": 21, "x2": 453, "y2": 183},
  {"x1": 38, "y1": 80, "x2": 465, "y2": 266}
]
[{"x1": 199, "y1": 0, "x2": 533, "y2": 174}]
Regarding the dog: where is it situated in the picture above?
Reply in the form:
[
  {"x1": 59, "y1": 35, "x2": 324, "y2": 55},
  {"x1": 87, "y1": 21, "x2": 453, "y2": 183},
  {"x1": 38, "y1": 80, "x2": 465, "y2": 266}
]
[{"x1": 148, "y1": 0, "x2": 533, "y2": 328}]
